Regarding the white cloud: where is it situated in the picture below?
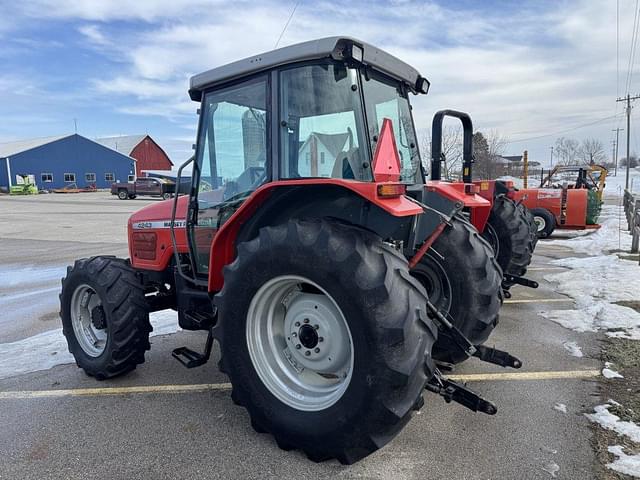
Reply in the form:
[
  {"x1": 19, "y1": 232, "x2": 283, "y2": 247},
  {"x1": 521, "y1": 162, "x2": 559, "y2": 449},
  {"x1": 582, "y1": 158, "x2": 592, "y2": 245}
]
[
  {"x1": 0, "y1": 0, "x2": 637, "y2": 162},
  {"x1": 78, "y1": 24, "x2": 111, "y2": 47}
]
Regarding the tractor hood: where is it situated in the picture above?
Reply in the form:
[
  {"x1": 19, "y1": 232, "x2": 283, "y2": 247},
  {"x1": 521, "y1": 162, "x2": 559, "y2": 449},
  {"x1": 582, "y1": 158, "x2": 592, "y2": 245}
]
[{"x1": 128, "y1": 196, "x2": 188, "y2": 229}]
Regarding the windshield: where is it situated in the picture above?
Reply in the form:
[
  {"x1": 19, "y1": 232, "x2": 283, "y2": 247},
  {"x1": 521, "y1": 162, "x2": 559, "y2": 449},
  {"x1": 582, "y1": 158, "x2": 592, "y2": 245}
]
[{"x1": 361, "y1": 72, "x2": 421, "y2": 183}]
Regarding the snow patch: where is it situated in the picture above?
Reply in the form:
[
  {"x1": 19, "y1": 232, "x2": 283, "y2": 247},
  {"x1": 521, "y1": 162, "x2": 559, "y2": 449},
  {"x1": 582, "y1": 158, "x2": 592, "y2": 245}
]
[
  {"x1": 0, "y1": 265, "x2": 67, "y2": 288},
  {"x1": 603, "y1": 368, "x2": 624, "y2": 379},
  {"x1": 541, "y1": 255, "x2": 640, "y2": 339},
  {"x1": 553, "y1": 403, "x2": 567, "y2": 413},
  {"x1": 586, "y1": 404, "x2": 640, "y2": 443},
  {"x1": 545, "y1": 205, "x2": 630, "y2": 255},
  {"x1": 562, "y1": 341, "x2": 583, "y2": 357},
  {"x1": 541, "y1": 461, "x2": 559, "y2": 478},
  {"x1": 0, "y1": 310, "x2": 179, "y2": 380},
  {"x1": 607, "y1": 446, "x2": 640, "y2": 478}
]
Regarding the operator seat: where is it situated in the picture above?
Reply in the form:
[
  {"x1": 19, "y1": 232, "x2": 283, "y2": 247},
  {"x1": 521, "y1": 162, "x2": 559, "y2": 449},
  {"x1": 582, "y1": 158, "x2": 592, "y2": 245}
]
[{"x1": 331, "y1": 147, "x2": 361, "y2": 180}]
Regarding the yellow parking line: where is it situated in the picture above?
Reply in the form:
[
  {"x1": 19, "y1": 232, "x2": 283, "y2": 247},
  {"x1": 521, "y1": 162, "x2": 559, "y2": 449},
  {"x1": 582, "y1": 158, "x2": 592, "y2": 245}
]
[
  {"x1": 0, "y1": 370, "x2": 601, "y2": 399},
  {"x1": 448, "y1": 370, "x2": 601, "y2": 382},
  {"x1": 504, "y1": 298, "x2": 572, "y2": 304},
  {"x1": 0, "y1": 383, "x2": 232, "y2": 399}
]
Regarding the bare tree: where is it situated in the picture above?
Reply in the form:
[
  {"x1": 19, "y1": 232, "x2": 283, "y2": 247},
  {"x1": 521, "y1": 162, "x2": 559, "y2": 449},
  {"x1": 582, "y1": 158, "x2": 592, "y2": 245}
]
[
  {"x1": 473, "y1": 130, "x2": 507, "y2": 179},
  {"x1": 421, "y1": 126, "x2": 463, "y2": 180},
  {"x1": 620, "y1": 155, "x2": 639, "y2": 167},
  {"x1": 554, "y1": 137, "x2": 580, "y2": 165},
  {"x1": 578, "y1": 138, "x2": 607, "y2": 165}
]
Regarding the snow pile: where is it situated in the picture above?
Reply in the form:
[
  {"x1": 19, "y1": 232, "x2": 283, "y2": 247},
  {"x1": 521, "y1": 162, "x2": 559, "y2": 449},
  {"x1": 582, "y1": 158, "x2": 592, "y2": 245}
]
[
  {"x1": 562, "y1": 341, "x2": 583, "y2": 357},
  {"x1": 586, "y1": 404, "x2": 640, "y2": 443},
  {"x1": 545, "y1": 205, "x2": 631, "y2": 255},
  {"x1": 607, "y1": 446, "x2": 640, "y2": 477},
  {"x1": 587, "y1": 404, "x2": 640, "y2": 477},
  {"x1": 541, "y1": 255, "x2": 640, "y2": 340},
  {"x1": 0, "y1": 310, "x2": 179, "y2": 380}
]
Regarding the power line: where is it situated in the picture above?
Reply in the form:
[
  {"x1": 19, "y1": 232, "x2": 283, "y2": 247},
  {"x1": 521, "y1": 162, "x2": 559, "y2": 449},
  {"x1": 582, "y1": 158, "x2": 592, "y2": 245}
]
[
  {"x1": 505, "y1": 113, "x2": 623, "y2": 144},
  {"x1": 625, "y1": 0, "x2": 640, "y2": 94},
  {"x1": 274, "y1": 1, "x2": 300, "y2": 49}
]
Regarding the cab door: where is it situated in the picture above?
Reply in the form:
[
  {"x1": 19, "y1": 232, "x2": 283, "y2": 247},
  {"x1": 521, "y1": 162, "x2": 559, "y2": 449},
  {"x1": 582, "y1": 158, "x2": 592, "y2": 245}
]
[{"x1": 188, "y1": 75, "x2": 270, "y2": 275}]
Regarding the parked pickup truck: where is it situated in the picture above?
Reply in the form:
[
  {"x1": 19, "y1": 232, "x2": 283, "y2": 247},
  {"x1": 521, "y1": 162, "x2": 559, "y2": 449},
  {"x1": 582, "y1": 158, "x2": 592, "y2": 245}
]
[{"x1": 111, "y1": 177, "x2": 175, "y2": 200}]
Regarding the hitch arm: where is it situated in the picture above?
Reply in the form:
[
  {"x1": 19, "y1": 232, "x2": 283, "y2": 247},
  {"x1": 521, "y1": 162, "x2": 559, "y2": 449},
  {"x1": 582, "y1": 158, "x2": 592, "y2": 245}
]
[
  {"x1": 425, "y1": 299, "x2": 476, "y2": 358},
  {"x1": 503, "y1": 274, "x2": 539, "y2": 289},
  {"x1": 473, "y1": 345, "x2": 522, "y2": 369},
  {"x1": 426, "y1": 372, "x2": 497, "y2": 415}
]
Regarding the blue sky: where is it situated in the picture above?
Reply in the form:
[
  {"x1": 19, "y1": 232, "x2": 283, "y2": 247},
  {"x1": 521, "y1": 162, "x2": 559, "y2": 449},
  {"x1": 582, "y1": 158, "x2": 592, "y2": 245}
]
[{"x1": 0, "y1": 0, "x2": 635, "y2": 166}]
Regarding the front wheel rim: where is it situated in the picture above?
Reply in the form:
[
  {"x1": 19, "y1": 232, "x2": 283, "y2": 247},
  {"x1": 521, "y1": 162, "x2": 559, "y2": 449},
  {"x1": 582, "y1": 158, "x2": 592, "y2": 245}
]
[
  {"x1": 70, "y1": 284, "x2": 108, "y2": 357},
  {"x1": 534, "y1": 216, "x2": 546, "y2": 232},
  {"x1": 246, "y1": 275, "x2": 354, "y2": 412}
]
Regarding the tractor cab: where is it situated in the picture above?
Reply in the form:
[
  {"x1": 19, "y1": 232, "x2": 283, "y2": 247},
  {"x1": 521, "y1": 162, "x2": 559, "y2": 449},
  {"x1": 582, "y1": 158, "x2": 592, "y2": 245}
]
[{"x1": 184, "y1": 38, "x2": 429, "y2": 277}]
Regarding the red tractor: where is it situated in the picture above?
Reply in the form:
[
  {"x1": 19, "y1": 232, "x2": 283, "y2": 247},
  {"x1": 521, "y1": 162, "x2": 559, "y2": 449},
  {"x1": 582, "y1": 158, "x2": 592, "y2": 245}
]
[
  {"x1": 428, "y1": 112, "x2": 538, "y2": 296},
  {"x1": 512, "y1": 164, "x2": 607, "y2": 238},
  {"x1": 60, "y1": 37, "x2": 517, "y2": 464}
]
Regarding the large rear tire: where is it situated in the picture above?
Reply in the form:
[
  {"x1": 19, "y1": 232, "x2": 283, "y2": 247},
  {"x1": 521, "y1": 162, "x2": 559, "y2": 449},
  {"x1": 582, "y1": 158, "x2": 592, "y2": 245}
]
[
  {"x1": 60, "y1": 256, "x2": 152, "y2": 380},
  {"x1": 215, "y1": 219, "x2": 437, "y2": 464},
  {"x1": 518, "y1": 203, "x2": 539, "y2": 249},
  {"x1": 411, "y1": 216, "x2": 503, "y2": 365},
  {"x1": 482, "y1": 195, "x2": 534, "y2": 280}
]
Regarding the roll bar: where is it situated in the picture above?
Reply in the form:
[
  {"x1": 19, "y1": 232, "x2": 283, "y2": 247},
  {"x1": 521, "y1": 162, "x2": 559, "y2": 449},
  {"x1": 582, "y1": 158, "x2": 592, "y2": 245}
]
[{"x1": 431, "y1": 110, "x2": 474, "y2": 183}]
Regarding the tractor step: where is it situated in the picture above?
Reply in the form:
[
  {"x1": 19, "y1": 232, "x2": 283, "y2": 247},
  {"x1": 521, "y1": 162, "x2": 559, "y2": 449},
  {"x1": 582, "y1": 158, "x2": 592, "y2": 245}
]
[
  {"x1": 172, "y1": 329, "x2": 214, "y2": 369},
  {"x1": 426, "y1": 373, "x2": 497, "y2": 415},
  {"x1": 503, "y1": 274, "x2": 539, "y2": 289},
  {"x1": 472, "y1": 345, "x2": 522, "y2": 369}
]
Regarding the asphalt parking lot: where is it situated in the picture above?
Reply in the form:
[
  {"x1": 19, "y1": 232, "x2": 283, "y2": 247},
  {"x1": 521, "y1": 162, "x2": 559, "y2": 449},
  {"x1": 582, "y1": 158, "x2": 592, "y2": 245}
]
[{"x1": 0, "y1": 193, "x2": 606, "y2": 479}]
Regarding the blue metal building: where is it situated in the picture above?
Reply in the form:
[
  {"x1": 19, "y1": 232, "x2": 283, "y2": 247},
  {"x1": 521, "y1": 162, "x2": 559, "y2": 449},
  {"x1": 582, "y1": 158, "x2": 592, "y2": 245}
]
[{"x1": 0, "y1": 134, "x2": 136, "y2": 190}]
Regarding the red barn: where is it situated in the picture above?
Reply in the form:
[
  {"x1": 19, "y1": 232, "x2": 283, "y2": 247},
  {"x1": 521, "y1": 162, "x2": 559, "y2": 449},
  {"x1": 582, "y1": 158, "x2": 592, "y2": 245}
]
[{"x1": 96, "y1": 135, "x2": 172, "y2": 177}]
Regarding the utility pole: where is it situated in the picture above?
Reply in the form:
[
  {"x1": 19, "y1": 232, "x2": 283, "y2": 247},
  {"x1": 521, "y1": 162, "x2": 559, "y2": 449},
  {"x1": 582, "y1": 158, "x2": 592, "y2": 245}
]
[
  {"x1": 612, "y1": 127, "x2": 623, "y2": 176},
  {"x1": 616, "y1": 94, "x2": 640, "y2": 190},
  {"x1": 549, "y1": 146, "x2": 554, "y2": 167}
]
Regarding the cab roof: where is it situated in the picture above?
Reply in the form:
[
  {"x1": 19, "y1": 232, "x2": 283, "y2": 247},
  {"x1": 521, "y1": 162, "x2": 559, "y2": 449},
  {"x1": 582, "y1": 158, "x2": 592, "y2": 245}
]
[{"x1": 189, "y1": 36, "x2": 427, "y2": 101}]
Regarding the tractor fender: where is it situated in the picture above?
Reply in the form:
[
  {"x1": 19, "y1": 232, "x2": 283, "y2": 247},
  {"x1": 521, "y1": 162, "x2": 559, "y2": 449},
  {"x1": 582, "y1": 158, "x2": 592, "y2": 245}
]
[
  {"x1": 208, "y1": 179, "x2": 422, "y2": 292},
  {"x1": 426, "y1": 181, "x2": 492, "y2": 232}
]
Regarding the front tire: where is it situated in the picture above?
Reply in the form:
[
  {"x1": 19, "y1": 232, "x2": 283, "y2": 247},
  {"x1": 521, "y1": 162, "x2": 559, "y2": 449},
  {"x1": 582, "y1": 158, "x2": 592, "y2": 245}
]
[
  {"x1": 215, "y1": 219, "x2": 437, "y2": 464},
  {"x1": 531, "y1": 207, "x2": 556, "y2": 238},
  {"x1": 411, "y1": 216, "x2": 503, "y2": 365},
  {"x1": 117, "y1": 190, "x2": 128, "y2": 200},
  {"x1": 60, "y1": 256, "x2": 152, "y2": 380}
]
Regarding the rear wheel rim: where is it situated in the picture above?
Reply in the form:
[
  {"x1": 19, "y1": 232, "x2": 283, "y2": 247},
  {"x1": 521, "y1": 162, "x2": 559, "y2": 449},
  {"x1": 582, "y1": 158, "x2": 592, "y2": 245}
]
[
  {"x1": 70, "y1": 284, "x2": 108, "y2": 357},
  {"x1": 412, "y1": 256, "x2": 452, "y2": 314},
  {"x1": 246, "y1": 275, "x2": 354, "y2": 412},
  {"x1": 483, "y1": 223, "x2": 500, "y2": 257},
  {"x1": 534, "y1": 216, "x2": 546, "y2": 232}
]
